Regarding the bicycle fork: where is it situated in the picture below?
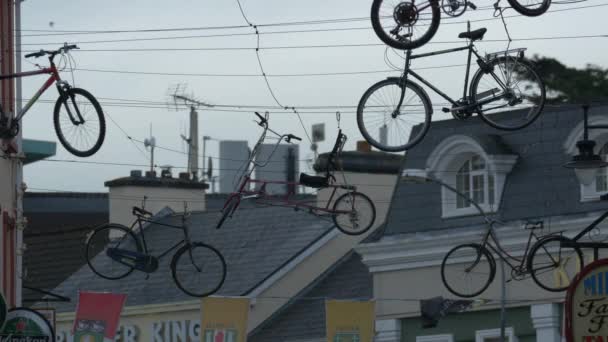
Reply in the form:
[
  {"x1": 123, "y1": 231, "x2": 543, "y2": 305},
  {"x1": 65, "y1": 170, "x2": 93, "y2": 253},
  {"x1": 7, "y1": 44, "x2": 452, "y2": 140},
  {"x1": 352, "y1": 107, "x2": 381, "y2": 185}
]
[{"x1": 58, "y1": 82, "x2": 86, "y2": 126}]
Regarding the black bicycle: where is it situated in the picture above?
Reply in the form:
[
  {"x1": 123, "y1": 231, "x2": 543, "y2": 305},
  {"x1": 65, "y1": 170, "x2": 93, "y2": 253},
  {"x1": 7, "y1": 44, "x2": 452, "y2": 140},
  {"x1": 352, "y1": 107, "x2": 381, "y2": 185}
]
[
  {"x1": 85, "y1": 206, "x2": 227, "y2": 298},
  {"x1": 527, "y1": 196, "x2": 608, "y2": 292},
  {"x1": 357, "y1": 25, "x2": 546, "y2": 152},
  {"x1": 441, "y1": 221, "x2": 582, "y2": 298},
  {"x1": 371, "y1": 0, "x2": 551, "y2": 50}
]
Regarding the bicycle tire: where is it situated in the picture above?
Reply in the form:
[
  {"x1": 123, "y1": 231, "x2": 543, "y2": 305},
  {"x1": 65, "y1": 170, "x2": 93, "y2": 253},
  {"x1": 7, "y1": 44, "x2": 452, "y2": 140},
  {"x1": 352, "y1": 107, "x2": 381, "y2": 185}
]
[
  {"x1": 506, "y1": 0, "x2": 550, "y2": 17},
  {"x1": 332, "y1": 191, "x2": 376, "y2": 236},
  {"x1": 371, "y1": 0, "x2": 441, "y2": 50},
  {"x1": 527, "y1": 235, "x2": 583, "y2": 292},
  {"x1": 53, "y1": 87, "x2": 106, "y2": 157},
  {"x1": 85, "y1": 223, "x2": 142, "y2": 280},
  {"x1": 470, "y1": 56, "x2": 545, "y2": 131},
  {"x1": 441, "y1": 243, "x2": 496, "y2": 298},
  {"x1": 216, "y1": 196, "x2": 238, "y2": 229},
  {"x1": 357, "y1": 78, "x2": 432, "y2": 152},
  {"x1": 171, "y1": 242, "x2": 227, "y2": 298}
]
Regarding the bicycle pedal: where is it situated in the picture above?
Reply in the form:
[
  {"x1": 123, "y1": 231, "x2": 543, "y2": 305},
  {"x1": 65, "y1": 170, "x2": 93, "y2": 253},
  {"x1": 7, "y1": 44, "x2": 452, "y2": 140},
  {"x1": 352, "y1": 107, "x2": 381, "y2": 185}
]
[{"x1": 442, "y1": 107, "x2": 451, "y2": 113}]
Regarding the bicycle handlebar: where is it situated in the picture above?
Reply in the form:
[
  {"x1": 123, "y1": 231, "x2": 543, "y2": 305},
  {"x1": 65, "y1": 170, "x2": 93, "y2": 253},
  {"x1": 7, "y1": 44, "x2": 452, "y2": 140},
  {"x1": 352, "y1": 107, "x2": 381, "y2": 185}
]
[
  {"x1": 254, "y1": 111, "x2": 267, "y2": 127},
  {"x1": 286, "y1": 134, "x2": 302, "y2": 143},
  {"x1": 24, "y1": 44, "x2": 79, "y2": 59}
]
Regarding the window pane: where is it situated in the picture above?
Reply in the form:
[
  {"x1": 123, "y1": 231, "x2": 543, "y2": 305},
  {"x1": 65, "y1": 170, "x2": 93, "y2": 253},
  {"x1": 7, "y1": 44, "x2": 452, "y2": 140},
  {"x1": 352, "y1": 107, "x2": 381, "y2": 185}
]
[
  {"x1": 457, "y1": 161, "x2": 471, "y2": 208},
  {"x1": 473, "y1": 175, "x2": 484, "y2": 203},
  {"x1": 597, "y1": 143, "x2": 608, "y2": 192},
  {"x1": 472, "y1": 155, "x2": 485, "y2": 170}
]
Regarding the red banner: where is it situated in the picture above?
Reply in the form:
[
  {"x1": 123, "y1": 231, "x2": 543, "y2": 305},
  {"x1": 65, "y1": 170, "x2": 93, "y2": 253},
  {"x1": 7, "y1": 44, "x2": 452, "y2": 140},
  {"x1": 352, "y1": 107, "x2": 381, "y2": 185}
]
[{"x1": 73, "y1": 292, "x2": 126, "y2": 340}]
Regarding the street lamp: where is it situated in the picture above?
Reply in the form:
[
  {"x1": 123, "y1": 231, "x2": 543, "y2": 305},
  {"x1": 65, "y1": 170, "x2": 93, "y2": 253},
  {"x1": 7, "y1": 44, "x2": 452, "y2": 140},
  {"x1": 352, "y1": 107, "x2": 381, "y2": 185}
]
[{"x1": 563, "y1": 105, "x2": 608, "y2": 185}]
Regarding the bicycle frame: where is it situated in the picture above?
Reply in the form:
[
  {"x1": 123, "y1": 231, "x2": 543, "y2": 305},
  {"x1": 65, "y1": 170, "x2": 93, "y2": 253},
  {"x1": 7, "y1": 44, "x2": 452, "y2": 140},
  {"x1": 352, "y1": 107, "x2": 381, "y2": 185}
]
[
  {"x1": 130, "y1": 214, "x2": 191, "y2": 260},
  {"x1": 480, "y1": 222, "x2": 547, "y2": 273},
  {"x1": 397, "y1": 41, "x2": 510, "y2": 111},
  {"x1": 0, "y1": 64, "x2": 62, "y2": 122}
]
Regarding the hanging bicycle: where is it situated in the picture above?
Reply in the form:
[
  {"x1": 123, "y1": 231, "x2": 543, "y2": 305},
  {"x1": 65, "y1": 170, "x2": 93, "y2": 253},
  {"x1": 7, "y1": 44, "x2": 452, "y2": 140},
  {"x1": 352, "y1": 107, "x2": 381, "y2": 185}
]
[
  {"x1": 85, "y1": 205, "x2": 227, "y2": 298},
  {"x1": 371, "y1": 0, "x2": 551, "y2": 50},
  {"x1": 0, "y1": 44, "x2": 105, "y2": 157},
  {"x1": 216, "y1": 112, "x2": 376, "y2": 236},
  {"x1": 441, "y1": 221, "x2": 583, "y2": 298},
  {"x1": 357, "y1": 25, "x2": 546, "y2": 152}
]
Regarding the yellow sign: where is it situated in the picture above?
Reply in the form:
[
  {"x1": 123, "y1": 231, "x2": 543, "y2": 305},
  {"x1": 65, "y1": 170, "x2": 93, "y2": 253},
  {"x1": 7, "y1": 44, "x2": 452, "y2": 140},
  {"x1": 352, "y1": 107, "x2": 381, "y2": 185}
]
[
  {"x1": 201, "y1": 297, "x2": 250, "y2": 342},
  {"x1": 566, "y1": 259, "x2": 608, "y2": 341},
  {"x1": 325, "y1": 300, "x2": 375, "y2": 342}
]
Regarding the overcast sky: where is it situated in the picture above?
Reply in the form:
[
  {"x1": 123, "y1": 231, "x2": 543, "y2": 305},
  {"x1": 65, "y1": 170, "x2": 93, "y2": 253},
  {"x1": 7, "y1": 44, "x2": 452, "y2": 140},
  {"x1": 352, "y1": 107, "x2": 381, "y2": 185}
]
[{"x1": 18, "y1": 0, "x2": 608, "y2": 192}]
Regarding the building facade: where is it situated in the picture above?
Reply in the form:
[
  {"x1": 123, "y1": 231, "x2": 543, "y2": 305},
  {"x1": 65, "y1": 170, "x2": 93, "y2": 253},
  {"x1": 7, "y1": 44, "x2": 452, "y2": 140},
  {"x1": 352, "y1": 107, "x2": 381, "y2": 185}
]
[{"x1": 357, "y1": 105, "x2": 608, "y2": 342}]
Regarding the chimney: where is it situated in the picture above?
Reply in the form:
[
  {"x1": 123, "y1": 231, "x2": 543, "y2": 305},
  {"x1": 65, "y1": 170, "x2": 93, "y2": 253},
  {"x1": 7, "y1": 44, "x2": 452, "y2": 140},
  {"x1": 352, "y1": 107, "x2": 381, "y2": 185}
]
[{"x1": 357, "y1": 140, "x2": 372, "y2": 152}]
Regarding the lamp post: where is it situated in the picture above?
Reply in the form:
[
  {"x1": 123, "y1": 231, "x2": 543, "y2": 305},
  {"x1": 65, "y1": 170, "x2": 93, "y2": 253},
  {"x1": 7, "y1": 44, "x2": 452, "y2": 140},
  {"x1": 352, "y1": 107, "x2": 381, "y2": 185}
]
[
  {"x1": 563, "y1": 105, "x2": 608, "y2": 185},
  {"x1": 402, "y1": 169, "x2": 507, "y2": 342}
]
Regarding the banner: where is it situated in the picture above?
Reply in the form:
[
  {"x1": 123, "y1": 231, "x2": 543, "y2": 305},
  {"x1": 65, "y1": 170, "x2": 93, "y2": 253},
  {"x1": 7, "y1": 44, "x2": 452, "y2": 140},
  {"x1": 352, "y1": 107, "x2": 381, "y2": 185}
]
[
  {"x1": 325, "y1": 300, "x2": 375, "y2": 342},
  {"x1": 72, "y1": 292, "x2": 126, "y2": 342},
  {"x1": 201, "y1": 297, "x2": 250, "y2": 342}
]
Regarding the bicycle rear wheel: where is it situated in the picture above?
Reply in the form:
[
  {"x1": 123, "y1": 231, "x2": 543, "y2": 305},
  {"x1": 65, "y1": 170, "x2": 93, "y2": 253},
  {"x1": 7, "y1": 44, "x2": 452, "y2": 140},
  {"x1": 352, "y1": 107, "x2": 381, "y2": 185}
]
[
  {"x1": 85, "y1": 223, "x2": 142, "y2": 280},
  {"x1": 527, "y1": 236, "x2": 583, "y2": 292},
  {"x1": 332, "y1": 192, "x2": 376, "y2": 236},
  {"x1": 54, "y1": 87, "x2": 106, "y2": 157},
  {"x1": 441, "y1": 243, "x2": 496, "y2": 298},
  {"x1": 171, "y1": 242, "x2": 227, "y2": 297},
  {"x1": 506, "y1": 0, "x2": 550, "y2": 16},
  {"x1": 470, "y1": 56, "x2": 545, "y2": 131},
  {"x1": 357, "y1": 78, "x2": 431, "y2": 152},
  {"x1": 371, "y1": 0, "x2": 441, "y2": 50}
]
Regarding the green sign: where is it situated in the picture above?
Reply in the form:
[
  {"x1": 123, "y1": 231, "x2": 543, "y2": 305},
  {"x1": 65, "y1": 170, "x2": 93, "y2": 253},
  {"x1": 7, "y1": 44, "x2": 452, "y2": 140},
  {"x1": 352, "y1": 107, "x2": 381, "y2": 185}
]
[
  {"x1": 0, "y1": 291, "x2": 6, "y2": 331},
  {"x1": 0, "y1": 307, "x2": 54, "y2": 342}
]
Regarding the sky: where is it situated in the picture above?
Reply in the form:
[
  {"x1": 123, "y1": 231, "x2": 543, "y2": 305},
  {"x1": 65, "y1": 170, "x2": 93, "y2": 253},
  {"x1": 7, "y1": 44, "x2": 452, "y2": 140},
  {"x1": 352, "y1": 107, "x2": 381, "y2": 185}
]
[{"x1": 17, "y1": 0, "x2": 608, "y2": 192}]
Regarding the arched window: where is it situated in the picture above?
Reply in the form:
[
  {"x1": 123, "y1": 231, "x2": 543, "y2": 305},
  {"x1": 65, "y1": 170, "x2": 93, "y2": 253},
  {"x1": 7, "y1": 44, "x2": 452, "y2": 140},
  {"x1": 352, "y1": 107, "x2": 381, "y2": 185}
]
[
  {"x1": 596, "y1": 142, "x2": 608, "y2": 193},
  {"x1": 456, "y1": 155, "x2": 495, "y2": 209}
]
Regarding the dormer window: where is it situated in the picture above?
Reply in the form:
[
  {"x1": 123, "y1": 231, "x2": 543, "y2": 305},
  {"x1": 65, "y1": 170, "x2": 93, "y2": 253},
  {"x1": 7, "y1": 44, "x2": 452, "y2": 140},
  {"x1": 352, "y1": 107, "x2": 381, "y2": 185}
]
[{"x1": 426, "y1": 135, "x2": 518, "y2": 218}]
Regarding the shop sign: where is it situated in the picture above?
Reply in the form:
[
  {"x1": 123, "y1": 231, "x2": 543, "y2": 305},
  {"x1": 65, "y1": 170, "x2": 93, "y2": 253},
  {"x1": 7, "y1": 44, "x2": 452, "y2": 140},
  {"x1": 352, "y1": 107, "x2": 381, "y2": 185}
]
[
  {"x1": 567, "y1": 259, "x2": 608, "y2": 341},
  {"x1": 0, "y1": 307, "x2": 54, "y2": 342}
]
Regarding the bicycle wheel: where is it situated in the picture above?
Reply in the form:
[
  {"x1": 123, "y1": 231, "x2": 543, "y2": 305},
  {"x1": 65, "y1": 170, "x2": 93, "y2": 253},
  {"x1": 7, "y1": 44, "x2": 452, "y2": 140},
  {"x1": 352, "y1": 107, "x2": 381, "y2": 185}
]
[
  {"x1": 470, "y1": 56, "x2": 545, "y2": 131},
  {"x1": 357, "y1": 78, "x2": 432, "y2": 152},
  {"x1": 371, "y1": 0, "x2": 441, "y2": 50},
  {"x1": 216, "y1": 196, "x2": 238, "y2": 229},
  {"x1": 53, "y1": 87, "x2": 106, "y2": 157},
  {"x1": 527, "y1": 236, "x2": 583, "y2": 292},
  {"x1": 441, "y1": 243, "x2": 496, "y2": 298},
  {"x1": 85, "y1": 223, "x2": 142, "y2": 280},
  {"x1": 332, "y1": 192, "x2": 376, "y2": 236},
  {"x1": 506, "y1": 0, "x2": 550, "y2": 17},
  {"x1": 171, "y1": 242, "x2": 227, "y2": 297}
]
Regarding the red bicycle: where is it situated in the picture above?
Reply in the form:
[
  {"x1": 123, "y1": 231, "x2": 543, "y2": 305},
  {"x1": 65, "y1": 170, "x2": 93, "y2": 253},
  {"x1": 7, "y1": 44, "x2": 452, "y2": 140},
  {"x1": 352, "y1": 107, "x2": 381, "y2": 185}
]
[
  {"x1": 0, "y1": 44, "x2": 105, "y2": 157},
  {"x1": 216, "y1": 112, "x2": 376, "y2": 236}
]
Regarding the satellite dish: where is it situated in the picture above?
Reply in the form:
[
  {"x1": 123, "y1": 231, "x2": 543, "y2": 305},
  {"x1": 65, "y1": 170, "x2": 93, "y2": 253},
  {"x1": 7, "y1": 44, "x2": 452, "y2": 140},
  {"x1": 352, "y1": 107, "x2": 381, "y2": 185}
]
[{"x1": 144, "y1": 137, "x2": 156, "y2": 149}]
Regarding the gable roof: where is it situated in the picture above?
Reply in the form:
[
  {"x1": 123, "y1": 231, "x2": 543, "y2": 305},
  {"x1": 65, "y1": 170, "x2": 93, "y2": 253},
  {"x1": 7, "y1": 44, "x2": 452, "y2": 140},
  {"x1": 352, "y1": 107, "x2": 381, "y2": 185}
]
[
  {"x1": 50, "y1": 205, "x2": 333, "y2": 312},
  {"x1": 385, "y1": 104, "x2": 608, "y2": 236}
]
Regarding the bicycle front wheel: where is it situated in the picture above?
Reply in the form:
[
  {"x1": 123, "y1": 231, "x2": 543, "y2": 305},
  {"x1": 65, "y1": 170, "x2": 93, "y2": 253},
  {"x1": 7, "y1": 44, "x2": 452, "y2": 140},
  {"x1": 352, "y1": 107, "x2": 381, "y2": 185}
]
[
  {"x1": 527, "y1": 236, "x2": 583, "y2": 292},
  {"x1": 171, "y1": 242, "x2": 227, "y2": 297},
  {"x1": 441, "y1": 243, "x2": 496, "y2": 298},
  {"x1": 332, "y1": 192, "x2": 376, "y2": 236},
  {"x1": 507, "y1": 0, "x2": 550, "y2": 17},
  {"x1": 357, "y1": 79, "x2": 431, "y2": 152},
  {"x1": 470, "y1": 56, "x2": 545, "y2": 131},
  {"x1": 85, "y1": 223, "x2": 142, "y2": 280},
  {"x1": 371, "y1": 0, "x2": 441, "y2": 50},
  {"x1": 54, "y1": 88, "x2": 106, "y2": 157}
]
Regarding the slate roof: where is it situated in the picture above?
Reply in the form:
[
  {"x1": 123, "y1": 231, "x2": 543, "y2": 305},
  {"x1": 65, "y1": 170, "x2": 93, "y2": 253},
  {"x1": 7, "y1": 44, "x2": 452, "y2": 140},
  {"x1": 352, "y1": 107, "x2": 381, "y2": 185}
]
[
  {"x1": 249, "y1": 252, "x2": 373, "y2": 342},
  {"x1": 50, "y1": 205, "x2": 334, "y2": 312},
  {"x1": 23, "y1": 193, "x2": 109, "y2": 303},
  {"x1": 385, "y1": 104, "x2": 608, "y2": 235}
]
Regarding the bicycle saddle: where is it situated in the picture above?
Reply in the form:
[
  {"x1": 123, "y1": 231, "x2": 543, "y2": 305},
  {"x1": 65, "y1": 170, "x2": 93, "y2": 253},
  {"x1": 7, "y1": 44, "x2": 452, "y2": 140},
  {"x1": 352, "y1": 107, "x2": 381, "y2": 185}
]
[
  {"x1": 132, "y1": 206, "x2": 153, "y2": 217},
  {"x1": 458, "y1": 27, "x2": 487, "y2": 41},
  {"x1": 299, "y1": 173, "x2": 329, "y2": 188}
]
